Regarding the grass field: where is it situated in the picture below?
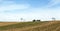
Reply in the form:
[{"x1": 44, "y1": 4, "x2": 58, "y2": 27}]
[{"x1": 0, "y1": 21, "x2": 60, "y2": 31}]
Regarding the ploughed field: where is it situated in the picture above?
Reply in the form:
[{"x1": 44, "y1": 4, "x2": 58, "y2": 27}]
[
  {"x1": 0, "y1": 21, "x2": 60, "y2": 31},
  {"x1": 0, "y1": 22, "x2": 19, "y2": 26}
]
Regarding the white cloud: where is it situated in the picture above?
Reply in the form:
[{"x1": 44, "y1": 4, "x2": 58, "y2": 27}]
[
  {"x1": 0, "y1": 0, "x2": 31, "y2": 22},
  {"x1": 0, "y1": 8, "x2": 60, "y2": 22},
  {"x1": 0, "y1": 0, "x2": 60, "y2": 22},
  {"x1": 47, "y1": 0, "x2": 60, "y2": 7},
  {"x1": 2, "y1": 1, "x2": 15, "y2": 4},
  {"x1": 0, "y1": 4, "x2": 30, "y2": 11},
  {"x1": 0, "y1": 0, "x2": 30, "y2": 12}
]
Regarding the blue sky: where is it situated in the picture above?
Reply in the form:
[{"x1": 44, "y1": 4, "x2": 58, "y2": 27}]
[{"x1": 0, "y1": 0, "x2": 60, "y2": 22}]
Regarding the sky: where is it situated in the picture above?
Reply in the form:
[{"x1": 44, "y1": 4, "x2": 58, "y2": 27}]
[{"x1": 0, "y1": 0, "x2": 60, "y2": 22}]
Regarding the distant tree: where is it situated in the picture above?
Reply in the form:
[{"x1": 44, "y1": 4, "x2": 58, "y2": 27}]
[
  {"x1": 32, "y1": 19, "x2": 36, "y2": 22},
  {"x1": 21, "y1": 18, "x2": 23, "y2": 20},
  {"x1": 52, "y1": 17, "x2": 56, "y2": 21},
  {"x1": 37, "y1": 20, "x2": 41, "y2": 22}
]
